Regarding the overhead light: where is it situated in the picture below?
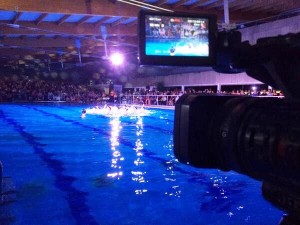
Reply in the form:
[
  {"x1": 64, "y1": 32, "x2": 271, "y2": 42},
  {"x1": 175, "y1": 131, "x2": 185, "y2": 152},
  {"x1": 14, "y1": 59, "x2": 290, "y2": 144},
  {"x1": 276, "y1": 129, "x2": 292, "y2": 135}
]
[
  {"x1": 117, "y1": 0, "x2": 174, "y2": 12},
  {"x1": 128, "y1": 0, "x2": 174, "y2": 12},
  {"x1": 118, "y1": 0, "x2": 158, "y2": 11},
  {"x1": 110, "y1": 52, "x2": 124, "y2": 66}
]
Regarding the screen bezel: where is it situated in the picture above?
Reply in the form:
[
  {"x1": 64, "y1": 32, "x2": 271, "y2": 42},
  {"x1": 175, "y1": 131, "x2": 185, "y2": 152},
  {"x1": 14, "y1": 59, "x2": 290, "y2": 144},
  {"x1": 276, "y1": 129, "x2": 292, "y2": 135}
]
[{"x1": 138, "y1": 10, "x2": 217, "y2": 67}]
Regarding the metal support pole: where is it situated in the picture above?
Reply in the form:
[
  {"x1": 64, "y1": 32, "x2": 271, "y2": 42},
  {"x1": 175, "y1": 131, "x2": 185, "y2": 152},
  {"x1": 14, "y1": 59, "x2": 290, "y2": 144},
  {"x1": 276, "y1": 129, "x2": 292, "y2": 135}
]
[
  {"x1": 217, "y1": 84, "x2": 221, "y2": 93},
  {"x1": 224, "y1": 0, "x2": 229, "y2": 25},
  {"x1": 60, "y1": 56, "x2": 64, "y2": 69},
  {"x1": 75, "y1": 39, "x2": 82, "y2": 65},
  {"x1": 104, "y1": 41, "x2": 108, "y2": 58},
  {"x1": 77, "y1": 48, "x2": 82, "y2": 65},
  {"x1": 47, "y1": 57, "x2": 51, "y2": 72},
  {"x1": 181, "y1": 85, "x2": 185, "y2": 93}
]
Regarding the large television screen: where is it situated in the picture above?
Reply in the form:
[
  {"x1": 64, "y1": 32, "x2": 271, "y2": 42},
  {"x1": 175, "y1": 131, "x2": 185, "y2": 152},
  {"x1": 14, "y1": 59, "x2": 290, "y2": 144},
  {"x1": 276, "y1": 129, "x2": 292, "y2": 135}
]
[{"x1": 138, "y1": 10, "x2": 217, "y2": 67}]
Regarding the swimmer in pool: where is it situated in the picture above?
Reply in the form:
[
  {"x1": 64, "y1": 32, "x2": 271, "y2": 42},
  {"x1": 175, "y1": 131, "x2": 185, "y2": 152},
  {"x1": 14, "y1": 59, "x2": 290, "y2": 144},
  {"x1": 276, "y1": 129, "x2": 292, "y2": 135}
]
[
  {"x1": 170, "y1": 45, "x2": 176, "y2": 56},
  {"x1": 81, "y1": 109, "x2": 86, "y2": 118}
]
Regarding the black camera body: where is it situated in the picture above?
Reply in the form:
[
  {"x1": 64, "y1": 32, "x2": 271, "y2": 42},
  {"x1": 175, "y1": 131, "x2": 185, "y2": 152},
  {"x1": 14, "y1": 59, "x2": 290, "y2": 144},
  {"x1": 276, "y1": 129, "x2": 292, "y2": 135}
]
[
  {"x1": 172, "y1": 32, "x2": 300, "y2": 224},
  {"x1": 174, "y1": 94, "x2": 300, "y2": 222},
  {"x1": 213, "y1": 31, "x2": 300, "y2": 101}
]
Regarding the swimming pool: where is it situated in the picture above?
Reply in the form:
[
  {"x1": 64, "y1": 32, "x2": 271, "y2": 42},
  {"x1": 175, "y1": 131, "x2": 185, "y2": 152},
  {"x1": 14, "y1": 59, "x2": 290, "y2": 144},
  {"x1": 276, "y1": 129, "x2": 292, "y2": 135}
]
[{"x1": 0, "y1": 103, "x2": 283, "y2": 225}]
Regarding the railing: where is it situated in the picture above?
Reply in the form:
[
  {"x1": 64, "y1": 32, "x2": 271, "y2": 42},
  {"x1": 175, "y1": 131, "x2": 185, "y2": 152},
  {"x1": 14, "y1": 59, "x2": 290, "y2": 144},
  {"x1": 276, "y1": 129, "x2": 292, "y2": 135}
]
[
  {"x1": 7, "y1": 92, "x2": 284, "y2": 104},
  {"x1": 120, "y1": 94, "x2": 284, "y2": 106},
  {"x1": 121, "y1": 95, "x2": 181, "y2": 106}
]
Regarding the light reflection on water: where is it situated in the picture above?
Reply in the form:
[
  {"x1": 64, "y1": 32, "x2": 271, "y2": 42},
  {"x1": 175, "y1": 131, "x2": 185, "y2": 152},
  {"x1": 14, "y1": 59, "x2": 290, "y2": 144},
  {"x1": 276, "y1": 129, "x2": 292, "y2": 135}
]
[
  {"x1": 163, "y1": 138, "x2": 182, "y2": 198},
  {"x1": 107, "y1": 117, "x2": 124, "y2": 179},
  {"x1": 131, "y1": 116, "x2": 148, "y2": 195}
]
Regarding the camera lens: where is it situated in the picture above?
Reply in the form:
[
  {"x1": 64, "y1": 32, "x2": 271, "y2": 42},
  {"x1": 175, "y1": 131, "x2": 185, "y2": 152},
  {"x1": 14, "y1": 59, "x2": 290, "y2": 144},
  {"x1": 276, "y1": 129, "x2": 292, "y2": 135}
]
[{"x1": 174, "y1": 95, "x2": 300, "y2": 183}]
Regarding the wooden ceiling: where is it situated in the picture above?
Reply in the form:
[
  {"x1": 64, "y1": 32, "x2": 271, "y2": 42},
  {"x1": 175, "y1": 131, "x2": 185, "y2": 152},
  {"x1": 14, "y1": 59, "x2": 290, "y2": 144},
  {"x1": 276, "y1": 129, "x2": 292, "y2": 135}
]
[{"x1": 0, "y1": 0, "x2": 300, "y2": 67}]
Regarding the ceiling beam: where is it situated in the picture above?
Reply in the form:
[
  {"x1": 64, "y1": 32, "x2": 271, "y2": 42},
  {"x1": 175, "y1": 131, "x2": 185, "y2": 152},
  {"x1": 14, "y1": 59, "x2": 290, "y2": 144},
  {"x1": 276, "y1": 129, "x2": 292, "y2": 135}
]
[
  {"x1": 110, "y1": 18, "x2": 126, "y2": 27},
  {"x1": 188, "y1": 0, "x2": 218, "y2": 9},
  {"x1": 77, "y1": 15, "x2": 92, "y2": 25},
  {"x1": 0, "y1": 0, "x2": 141, "y2": 17},
  {"x1": 163, "y1": 2, "x2": 266, "y2": 22},
  {"x1": 242, "y1": 1, "x2": 289, "y2": 14},
  {"x1": 156, "y1": 0, "x2": 169, "y2": 6},
  {"x1": 230, "y1": 0, "x2": 266, "y2": 12},
  {"x1": 53, "y1": 35, "x2": 61, "y2": 39},
  {"x1": 1, "y1": 37, "x2": 79, "y2": 48},
  {"x1": 0, "y1": 40, "x2": 137, "y2": 60},
  {"x1": 0, "y1": 48, "x2": 48, "y2": 56},
  {"x1": 0, "y1": 22, "x2": 137, "y2": 37},
  {"x1": 202, "y1": 0, "x2": 222, "y2": 9},
  {"x1": 172, "y1": 0, "x2": 189, "y2": 8},
  {"x1": 204, "y1": 0, "x2": 237, "y2": 10},
  {"x1": 11, "y1": 12, "x2": 23, "y2": 24},
  {"x1": 0, "y1": 34, "x2": 137, "y2": 49},
  {"x1": 227, "y1": 0, "x2": 249, "y2": 8},
  {"x1": 36, "y1": 13, "x2": 48, "y2": 25},
  {"x1": 57, "y1": 15, "x2": 71, "y2": 26},
  {"x1": 126, "y1": 19, "x2": 137, "y2": 26},
  {"x1": 93, "y1": 17, "x2": 109, "y2": 28},
  {"x1": 85, "y1": 0, "x2": 92, "y2": 14}
]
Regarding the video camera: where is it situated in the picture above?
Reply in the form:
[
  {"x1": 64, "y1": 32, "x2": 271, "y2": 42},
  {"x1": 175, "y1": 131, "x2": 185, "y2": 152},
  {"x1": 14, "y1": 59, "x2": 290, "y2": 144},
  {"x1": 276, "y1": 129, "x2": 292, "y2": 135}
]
[{"x1": 138, "y1": 10, "x2": 300, "y2": 225}]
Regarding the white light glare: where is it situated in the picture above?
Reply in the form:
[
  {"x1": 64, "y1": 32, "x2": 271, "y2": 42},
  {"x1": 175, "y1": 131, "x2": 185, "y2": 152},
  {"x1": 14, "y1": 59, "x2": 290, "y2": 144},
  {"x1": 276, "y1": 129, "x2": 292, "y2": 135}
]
[{"x1": 110, "y1": 53, "x2": 124, "y2": 66}]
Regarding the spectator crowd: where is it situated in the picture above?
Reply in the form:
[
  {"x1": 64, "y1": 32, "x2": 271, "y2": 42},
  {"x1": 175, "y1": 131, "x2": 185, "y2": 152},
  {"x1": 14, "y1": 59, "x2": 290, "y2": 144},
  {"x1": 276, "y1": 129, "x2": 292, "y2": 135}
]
[
  {"x1": 0, "y1": 77, "x2": 284, "y2": 105},
  {"x1": 0, "y1": 78, "x2": 107, "y2": 104}
]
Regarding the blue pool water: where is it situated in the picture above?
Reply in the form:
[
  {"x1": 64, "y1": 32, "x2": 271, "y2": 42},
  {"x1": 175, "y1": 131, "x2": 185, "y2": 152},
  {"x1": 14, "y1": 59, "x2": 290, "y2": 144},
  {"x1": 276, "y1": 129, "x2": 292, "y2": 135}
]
[
  {"x1": 0, "y1": 104, "x2": 283, "y2": 225},
  {"x1": 146, "y1": 38, "x2": 208, "y2": 56}
]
